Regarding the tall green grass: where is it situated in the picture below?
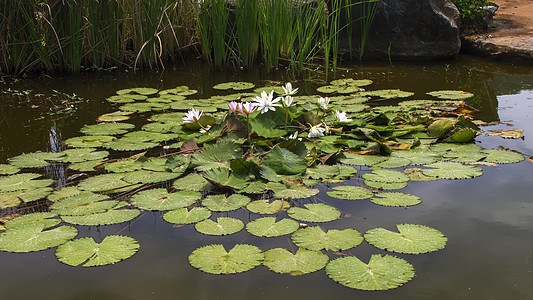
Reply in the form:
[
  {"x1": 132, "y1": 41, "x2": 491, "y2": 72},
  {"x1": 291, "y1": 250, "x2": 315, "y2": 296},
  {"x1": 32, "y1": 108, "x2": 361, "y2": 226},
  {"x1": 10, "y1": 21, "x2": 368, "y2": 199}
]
[{"x1": 0, "y1": 0, "x2": 379, "y2": 75}]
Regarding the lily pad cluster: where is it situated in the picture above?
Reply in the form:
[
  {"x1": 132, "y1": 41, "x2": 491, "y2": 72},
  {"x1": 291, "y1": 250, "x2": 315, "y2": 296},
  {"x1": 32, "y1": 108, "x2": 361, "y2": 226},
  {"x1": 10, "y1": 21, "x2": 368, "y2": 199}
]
[{"x1": 0, "y1": 80, "x2": 527, "y2": 289}]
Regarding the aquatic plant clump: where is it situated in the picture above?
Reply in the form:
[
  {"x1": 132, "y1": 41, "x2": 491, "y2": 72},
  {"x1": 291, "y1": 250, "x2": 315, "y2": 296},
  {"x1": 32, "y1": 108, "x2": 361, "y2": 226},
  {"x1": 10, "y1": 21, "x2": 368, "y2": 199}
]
[{"x1": 0, "y1": 80, "x2": 528, "y2": 292}]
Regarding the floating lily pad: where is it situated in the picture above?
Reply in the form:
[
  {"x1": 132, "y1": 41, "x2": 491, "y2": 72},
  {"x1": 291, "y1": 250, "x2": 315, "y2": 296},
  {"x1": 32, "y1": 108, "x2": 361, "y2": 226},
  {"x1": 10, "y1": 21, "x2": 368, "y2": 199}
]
[
  {"x1": 266, "y1": 182, "x2": 319, "y2": 200},
  {"x1": 47, "y1": 186, "x2": 82, "y2": 202},
  {"x1": 291, "y1": 226, "x2": 363, "y2": 251},
  {"x1": 422, "y1": 161, "x2": 483, "y2": 179},
  {"x1": 427, "y1": 90, "x2": 474, "y2": 100},
  {"x1": 364, "y1": 180, "x2": 408, "y2": 190},
  {"x1": 122, "y1": 170, "x2": 181, "y2": 184},
  {"x1": 0, "y1": 194, "x2": 20, "y2": 209},
  {"x1": 173, "y1": 173, "x2": 213, "y2": 192},
  {"x1": 213, "y1": 81, "x2": 255, "y2": 91},
  {"x1": 59, "y1": 148, "x2": 109, "y2": 163},
  {"x1": 192, "y1": 140, "x2": 242, "y2": 171},
  {"x1": 326, "y1": 255, "x2": 415, "y2": 291},
  {"x1": 50, "y1": 192, "x2": 115, "y2": 216},
  {"x1": 103, "y1": 138, "x2": 160, "y2": 151},
  {"x1": 360, "y1": 89, "x2": 414, "y2": 99},
  {"x1": 68, "y1": 159, "x2": 104, "y2": 172},
  {"x1": 194, "y1": 217, "x2": 244, "y2": 235},
  {"x1": 130, "y1": 189, "x2": 201, "y2": 211},
  {"x1": 163, "y1": 207, "x2": 211, "y2": 224},
  {"x1": 107, "y1": 94, "x2": 147, "y2": 103},
  {"x1": 9, "y1": 152, "x2": 65, "y2": 168},
  {"x1": 203, "y1": 168, "x2": 250, "y2": 190},
  {"x1": 97, "y1": 111, "x2": 134, "y2": 122},
  {"x1": 77, "y1": 173, "x2": 134, "y2": 192},
  {"x1": 339, "y1": 153, "x2": 387, "y2": 166},
  {"x1": 370, "y1": 192, "x2": 421, "y2": 207},
  {"x1": 373, "y1": 157, "x2": 411, "y2": 168},
  {"x1": 55, "y1": 235, "x2": 140, "y2": 267},
  {"x1": 326, "y1": 185, "x2": 374, "y2": 200},
  {"x1": 11, "y1": 187, "x2": 53, "y2": 202},
  {"x1": 481, "y1": 149, "x2": 525, "y2": 164},
  {"x1": 80, "y1": 123, "x2": 135, "y2": 136},
  {"x1": 392, "y1": 149, "x2": 442, "y2": 165},
  {"x1": 246, "y1": 200, "x2": 290, "y2": 214},
  {"x1": 364, "y1": 224, "x2": 447, "y2": 254},
  {"x1": 0, "y1": 173, "x2": 53, "y2": 193},
  {"x1": 362, "y1": 169, "x2": 409, "y2": 183},
  {"x1": 404, "y1": 167, "x2": 439, "y2": 181},
  {"x1": 61, "y1": 208, "x2": 140, "y2": 226},
  {"x1": 263, "y1": 248, "x2": 329, "y2": 275},
  {"x1": 246, "y1": 217, "x2": 299, "y2": 237},
  {"x1": 330, "y1": 78, "x2": 373, "y2": 87},
  {"x1": 0, "y1": 223, "x2": 77, "y2": 253},
  {"x1": 65, "y1": 135, "x2": 116, "y2": 148},
  {"x1": 117, "y1": 87, "x2": 158, "y2": 95},
  {"x1": 188, "y1": 244, "x2": 264, "y2": 274},
  {"x1": 0, "y1": 164, "x2": 20, "y2": 175},
  {"x1": 287, "y1": 203, "x2": 341, "y2": 223},
  {"x1": 202, "y1": 194, "x2": 250, "y2": 212},
  {"x1": 4, "y1": 212, "x2": 60, "y2": 229}
]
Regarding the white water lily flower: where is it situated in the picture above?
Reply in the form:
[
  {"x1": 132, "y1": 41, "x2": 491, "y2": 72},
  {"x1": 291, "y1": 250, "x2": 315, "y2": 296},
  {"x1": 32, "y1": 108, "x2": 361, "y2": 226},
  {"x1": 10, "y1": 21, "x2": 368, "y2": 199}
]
[
  {"x1": 199, "y1": 125, "x2": 211, "y2": 134},
  {"x1": 335, "y1": 110, "x2": 352, "y2": 123},
  {"x1": 254, "y1": 90, "x2": 282, "y2": 114},
  {"x1": 240, "y1": 102, "x2": 258, "y2": 114},
  {"x1": 317, "y1": 97, "x2": 330, "y2": 110},
  {"x1": 288, "y1": 131, "x2": 301, "y2": 140},
  {"x1": 308, "y1": 124, "x2": 326, "y2": 138},
  {"x1": 282, "y1": 96, "x2": 294, "y2": 108},
  {"x1": 182, "y1": 108, "x2": 203, "y2": 123},
  {"x1": 282, "y1": 82, "x2": 298, "y2": 96}
]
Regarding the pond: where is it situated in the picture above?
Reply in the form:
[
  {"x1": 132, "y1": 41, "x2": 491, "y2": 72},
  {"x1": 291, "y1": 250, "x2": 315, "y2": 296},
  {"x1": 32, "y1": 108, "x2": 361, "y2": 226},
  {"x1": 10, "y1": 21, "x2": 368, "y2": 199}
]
[{"x1": 0, "y1": 55, "x2": 532, "y2": 300}]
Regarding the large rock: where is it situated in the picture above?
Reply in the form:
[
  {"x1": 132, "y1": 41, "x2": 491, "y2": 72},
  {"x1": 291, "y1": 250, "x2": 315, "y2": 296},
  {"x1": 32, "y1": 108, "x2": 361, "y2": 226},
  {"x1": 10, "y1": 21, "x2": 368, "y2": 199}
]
[{"x1": 340, "y1": 0, "x2": 461, "y2": 60}]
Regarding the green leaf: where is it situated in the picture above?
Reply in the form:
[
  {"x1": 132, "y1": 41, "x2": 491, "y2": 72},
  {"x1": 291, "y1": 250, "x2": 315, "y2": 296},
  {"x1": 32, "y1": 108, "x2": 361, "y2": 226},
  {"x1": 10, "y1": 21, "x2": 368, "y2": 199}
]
[
  {"x1": 4, "y1": 212, "x2": 60, "y2": 229},
  {"x1": 50, "y1": 192, "x2": 117, "y2": 216},
  {"x1": 55, "y1": 235, "x2": 140, "y2": 267},
  {"x1": 427, "y1": 90, "x2": 474, "y2": 100},
  {"x1": 0, "y1": 173, "x2": 53, "y2": 193},
  {"x1": 291, "y1": 226, "x2": 364, "y2": 251},
  {"x1": 122, "y1": 170, "x2": 181, "y2": 184},
  {"x1": 213, "y1": 81, "x2": 255, "y2": 90},
  {"x1": 360, "y1": 89, "x2": 414, "y2": 99},
  {"x1": 163, "y1": 207, "x2": 211, "y2": 224},
  {"x1": 428, "y1": 119, "x2": 454, "y2": 138},
  {"x1": 203, "y1": 168, "x2": 250, "y2": 190},
  {"x1": 173, "y1": 173, "x2": 213, "y2": 192},
  {"x1": 59, "y1": 148, "x2": 109, "y2": 163},
  {"x1": 11, "y1": 187, "x2": 53, "y2": 202},
  {"x1": 246, "y1": 217, "x2": 299, "y2": 237},
  {"x1": 422, "y1": 162, "x2": 483, "y2": 179},
  {"x1": 364, "y1": 180, "x2": 408, "y2": 190},
  {"x1": 362, "y1": 169, "x2": 409, "y2": 183},
  {"x1": 0, "y1": 164, "x2": 20, "y2": 175},
  {"x1": 9, "y1": 152, "x2": 65, "y2": 168},
  {"x1": 370, "y1": 192, "x2": 421, "y2": 207},
  {"x1": 65, "y1": 135, "x2": 116, "y2": 148},
  {"x1": 80, "y1": 123, "x2": 135, "y2": 136},
  {"x1": 61, "y1": 209, "x2": 140, "y2": 226},
  {"x1": 202, "y1": 194, "x2": 250, "y2": 212},
  {"x1": 0, "y1": 194, "x2": 20, "y2": 209},
  {"x1": 338, "y1": 153, "x2": 387, "y2": 166},
  {"x1": 188, "y1": 244, "x2": 264, "y2": 274},
  {"x1": 326, "y1": 255, "x2": 415, "y2": 290},
  {"x1": 287, "y1": 203, "x2": 341, "y2": 223},
  {"x1": 130, "y1": 189, "x2": 201, "y2": 211},
  {"x1": 263, "y1": 248, "x2": 329, "y2": 275},
  {"x1": 373, "y1": 157, "x2": 411, "y2": 168},
  {"x1": 0, "y1": 223, "x2": 77, "y2": 253},
  {"x1": 246, "y1": 199, "x2": 290, "y2": 214},
  {"x1": 192, "y1": 140, "x2": 242, "y2": 171},
  {"x1": 404, "y1": 168, "x2": 439, "y2": 181},
  {"x1": 364, "y1": 224, "x2": 447, "y2": 254},
  {"x1": 326, "y1": 185, "x2": 374, "y2": 200},
  {"x1": 194, "y1": 217, "x2": 244, "y2": 235},
  {"x1": 97, "y1": 111, "x2": 133, "y2": 122},
  {"x1": 392, "y1": 149, "x2": 442, "y2": 165},
  {"x1": 266, "y1": 182, "x2": 319, "y2": 199},
  {"x1": 77, "y1": 173, "x2": 135, "y2": 192},
  {"x1": 250, "y1": 117, "x2": 287, "y2": 138},
  {"x1": 68, "y1": 159, "x2": 104, "y2": 172},
  {"x1": 117, "y1": 87, "x2": 158, "y2": 95},
  {"x1": 481, "y1": 149, "x2": 525, "y2": 164}
]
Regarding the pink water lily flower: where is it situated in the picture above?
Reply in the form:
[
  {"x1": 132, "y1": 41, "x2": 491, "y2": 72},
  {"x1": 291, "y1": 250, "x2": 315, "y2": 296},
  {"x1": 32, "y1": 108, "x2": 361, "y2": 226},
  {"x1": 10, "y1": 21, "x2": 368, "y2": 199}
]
[
  {"x1": 228, "y1": 101, "x2": 240, "y2": 114},
  {"x1": 182, "y1": 108, "x2": 203, "y2": 123}
]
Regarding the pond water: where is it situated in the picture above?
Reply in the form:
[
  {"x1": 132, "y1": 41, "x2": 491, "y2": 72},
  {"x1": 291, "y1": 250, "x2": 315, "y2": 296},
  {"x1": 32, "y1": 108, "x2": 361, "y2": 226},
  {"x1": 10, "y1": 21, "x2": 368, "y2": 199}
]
[{"x1": 0, "y1": 55, "x2": 532, "y2": 300}]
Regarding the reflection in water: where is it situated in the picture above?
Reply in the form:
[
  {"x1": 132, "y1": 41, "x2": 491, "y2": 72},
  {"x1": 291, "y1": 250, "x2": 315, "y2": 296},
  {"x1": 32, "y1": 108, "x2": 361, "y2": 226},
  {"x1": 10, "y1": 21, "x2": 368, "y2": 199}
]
[{"x1": 0, "y1": 56, "x2": 532, "y2": 300}]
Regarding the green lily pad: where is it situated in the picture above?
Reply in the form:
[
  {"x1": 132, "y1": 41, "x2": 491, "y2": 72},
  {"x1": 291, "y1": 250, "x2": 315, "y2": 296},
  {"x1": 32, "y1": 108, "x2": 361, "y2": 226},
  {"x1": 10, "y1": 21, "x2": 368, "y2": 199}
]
[
  {"x1": 338, "y1": 153, "x2": 387, "y2": 166},
  {"x1": 326, "y1": 255, "x2": 415, "y2": 290},
  {"x1": 404, "y1": 167, "x2": 439, "y2": 181},
  {"x1": 59, "y1": 148, "x2": 109, "y2": 163},
  {"x1": 202, "y1": 194, "x2": 250, "y2": 212},
  {"x1": 192, "y1": 140, "x2": 242, "y2": 171},
  {"x1": 80, "y1": 123, "x2": 135, "y2": 136},
  {"x1": 61, "y1": 208, "x2": 140, "y2": 226},
  {"x1": 119, "y1": 102, "x2": 169, "y2": 112},
  {"x1": 65, "y1": 135, "x2": 116, "y2": 148},
  {"x1": 373, "y1": 157, "x2": 411, "y2": 168},
  {"x1": 97, "y1": 111, "x2": 134, "y2": 122},
  {"x1": 68, "y1": 159, "x2": 104, "y2": 172},
  {"x1": 364, "y1": 180, "x2": 408, "y2": 190},
  {"x1": 370, "y1": 192, "x2": 421, "y2": 207},
  {"x1": 364, "y1": 224, "x2": 447, "y2": 254},
  {"x1": 326, "y1": 185, "x2": 374, "y2": 200},
  {"x1": 55, "y1": 235, "x2": 140, "y2": 267},
  {"x1": 392, "y1": 149, "x2": 442, "y2": 165},
  {"x1": 428, "y1": 119, "x2": 454, "y2": 138},
  {"x1": 106, "y1": 94, "x2": 147, "y2": 103},
  {"x1": 10, "y1": 187, "x2": 53, "y2": 202},
  {"x1": 122, "y1": 170, "x2": 181, "y2": 184},
  {"x1": 4, "y1": 212, "x2": 60, "y2": 229},
  {"x1": 0, "y1": 164, "x2": 20, "y2": 175},
  {"x1": 0, "y1": 173, "x2": 53, "y2": 193},
  {"x1": 263, "y1": 248, "x2": 329, "y2": 275},
  {"x1": 422, "y1": 161, "x2": 483, "y2": 179},
  {"x1": 103, "y1": 138, "x2": 160, "y2": 151},
  {"x1": 213, "y1": 81, "x2": 255, "y2": 90},
  {"x1": 194, "y1": 217, "x2": 244, "y2": 235},
  {"x1": 163, "y1": 207, "x2": 211, "y2": 224},
  {"x1": 330, "y1": 78, "x2": 373, "y2": 87},
  {"x1": 173, "y1": 173, "x2": 213, "y2": 192},
  {"x1": 266, "y1": 182, "x2": 319, "y2": 200},
  {"x1": 47, "y1": 186, "x2": 82, "y2": 202},
  {"x1": 9, "y1": 152, "x2": 65, "y2": 168},
  {"x1": 246, "y1": 217, "x2": 299, "y2": 237},
  {"x1": 481, "y1": 149, "x2": 525, "y2": 164},
  {"x1": 77, "y1": 173, "x2": 135, "y2": 193},
  {"x1": 360, "y1": 89, "x2": 414, "y2": 99},
  {"x1": 427, "y1": 90, "x2": 474, "y2": 100},
  {"x1": 246, "y1": 200, "x2": 290, "y2": 214},
  {"x1": 362, "y1": 169, "x2": 409, "y2": 183},
  {"x1": 291, "y1": 226, "x2": 364, "y2": 251},
  {"x1": 188, "y1": 244, "x2": 264, "y2": 274},
  {"x1": 50, "y1": 192, "x2": 116, "y2": 216},
  {"x1": 0, "y1": 223, "x2": 78, "y2": 253},
  {"x1": 203, "y1": 168, "x2": 250, "y2": 190},
  {"x1": 0, "y1": 194, "x2": 21, "y2": 209},
  {"x1": 287, "y1": 203, "x2": 341, "y2": 223},
  {"x1": 131, "y1": 189, "x2": 201, "y2": 211},
  {"x1": 117, "y1": 87, "x2": 158, "y2": 95}
]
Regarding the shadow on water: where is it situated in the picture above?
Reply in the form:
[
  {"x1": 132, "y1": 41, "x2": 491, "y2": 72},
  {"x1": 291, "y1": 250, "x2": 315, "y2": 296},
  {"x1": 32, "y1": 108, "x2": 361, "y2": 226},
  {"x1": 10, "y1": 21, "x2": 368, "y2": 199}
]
[{"x1": 0, "y1": 54, "x2": 532, "y2": 300}]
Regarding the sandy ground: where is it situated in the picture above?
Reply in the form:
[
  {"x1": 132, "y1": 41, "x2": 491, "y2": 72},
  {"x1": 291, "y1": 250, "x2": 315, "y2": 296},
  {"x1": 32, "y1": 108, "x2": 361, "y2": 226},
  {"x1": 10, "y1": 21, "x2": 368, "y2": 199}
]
[{"x1": 461, "y1": 0, "x2": 533, "y2": 60}]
